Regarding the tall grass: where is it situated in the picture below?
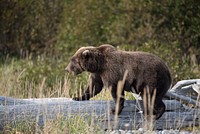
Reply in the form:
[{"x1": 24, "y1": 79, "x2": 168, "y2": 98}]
[
  {"x1": 0, "y1": 56, "x2": 135, "y2": 99},
  {"x1": 3, "y1": 114, "x2": 104, "y2": 134}
]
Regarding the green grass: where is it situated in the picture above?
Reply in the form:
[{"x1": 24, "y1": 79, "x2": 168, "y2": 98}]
[
  {"x1": 0, "y1": 56, "x2": 135, "y2": 100},
  {"x1": 2, "y1": 114, "x2": 104, "y2": 134}
]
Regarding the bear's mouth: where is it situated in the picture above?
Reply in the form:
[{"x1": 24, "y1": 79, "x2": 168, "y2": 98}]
[
  {"x1": 71, "y1": 67, "x2": 83, "y2": 75},
  {"x1": 71, "y1": 71, "x2": 81, "y2": 76}
]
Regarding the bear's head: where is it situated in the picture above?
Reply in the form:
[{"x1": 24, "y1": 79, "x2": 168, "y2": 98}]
[{"x1": 66, "y1": 45, "x2": 116, "y2": 75}]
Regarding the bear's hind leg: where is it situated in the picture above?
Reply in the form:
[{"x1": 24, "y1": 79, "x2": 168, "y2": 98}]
[
  {"x1": 154, "y1": 100, "x2": 165, "y2": 120},
  {"x1": 110, "y1": 85, "x2": 125, "y2": 115},
  {"x1": 142, "y1": 93, "x2": 166, "y2": 120}
]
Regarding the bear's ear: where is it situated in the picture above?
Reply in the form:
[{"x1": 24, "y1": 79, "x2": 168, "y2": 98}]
[
  {"x1": 82, "y1": 50, "x2": 91, "y2": 59},
  {"x1": 98, "y1": 44, "x2": 116, "y2": 52}
]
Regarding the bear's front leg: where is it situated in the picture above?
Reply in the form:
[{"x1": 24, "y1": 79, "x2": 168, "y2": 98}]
[
  {"x1": 73, "y1": 93, "x2": 90, "y2": 101},
  {"x1": 73, "y1": 74, "x2": 103, "y2": 101},
  {"x1": 110, "y1": 86, "x2": 125, "y2": 115}
]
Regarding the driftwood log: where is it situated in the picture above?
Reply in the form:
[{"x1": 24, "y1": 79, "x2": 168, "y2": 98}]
[
  {"x1": 165, "y1": 79, "x2": 200, "y2": 106},
  {"x1": 0, "y1": 79, "x2": 199, "y2": 131}
]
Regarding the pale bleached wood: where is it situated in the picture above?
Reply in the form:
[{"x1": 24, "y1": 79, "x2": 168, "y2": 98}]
[
  {"x1": 0, "y1": 97, "x2": 199, "y2": 131},
  {"x1": 164, "y1": 79, "x2": 200, "y2": 107}
]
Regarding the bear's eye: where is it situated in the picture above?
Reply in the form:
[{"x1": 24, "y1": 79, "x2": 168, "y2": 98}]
[{"x1": 71, "y1": 58, "x2": 79, "y2": 64}]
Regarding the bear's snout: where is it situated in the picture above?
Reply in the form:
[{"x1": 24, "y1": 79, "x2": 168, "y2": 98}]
[
  {"x1": 65, "y1": 62, "x2": 83, "y2": 75},
  {"x1": 65, "y1": 64, "x2": 71, "y2": 72}
]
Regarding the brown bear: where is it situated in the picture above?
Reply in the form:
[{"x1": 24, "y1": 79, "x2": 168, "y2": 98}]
[{"x1": 65, "y1": 44, "x2": 172, "y2": 120}]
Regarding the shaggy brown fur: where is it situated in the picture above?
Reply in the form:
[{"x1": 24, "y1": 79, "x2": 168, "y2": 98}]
[{"x1": 65, "y1": 44, "x2": 172, "y2": 120}]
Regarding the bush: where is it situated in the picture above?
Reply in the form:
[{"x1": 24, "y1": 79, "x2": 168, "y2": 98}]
[{"x1": 0, "y1": 0, "x2": 64, "y2": 56}]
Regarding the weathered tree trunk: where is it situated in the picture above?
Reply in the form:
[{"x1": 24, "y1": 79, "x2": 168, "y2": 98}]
[
  {"x1": 0, "y1": 79, "x2": 199, "y2": 131},
  {"x1": 165, "y1": 79, "x2": 200, "y2": 107},
  {"x1": 0, "y1": 97, "x2": 199, "y2": 131}
]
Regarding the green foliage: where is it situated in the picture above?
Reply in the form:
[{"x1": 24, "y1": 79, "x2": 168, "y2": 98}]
[
  {"x1": 0, "y1": 0, "x2": 64, "y2": 56},
  {"x1": 150, "y1": 0, "x2": 200, "y2": 50},
  {"x1": 1, "y1": 0, "x2": 200, "y2": 53}
]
